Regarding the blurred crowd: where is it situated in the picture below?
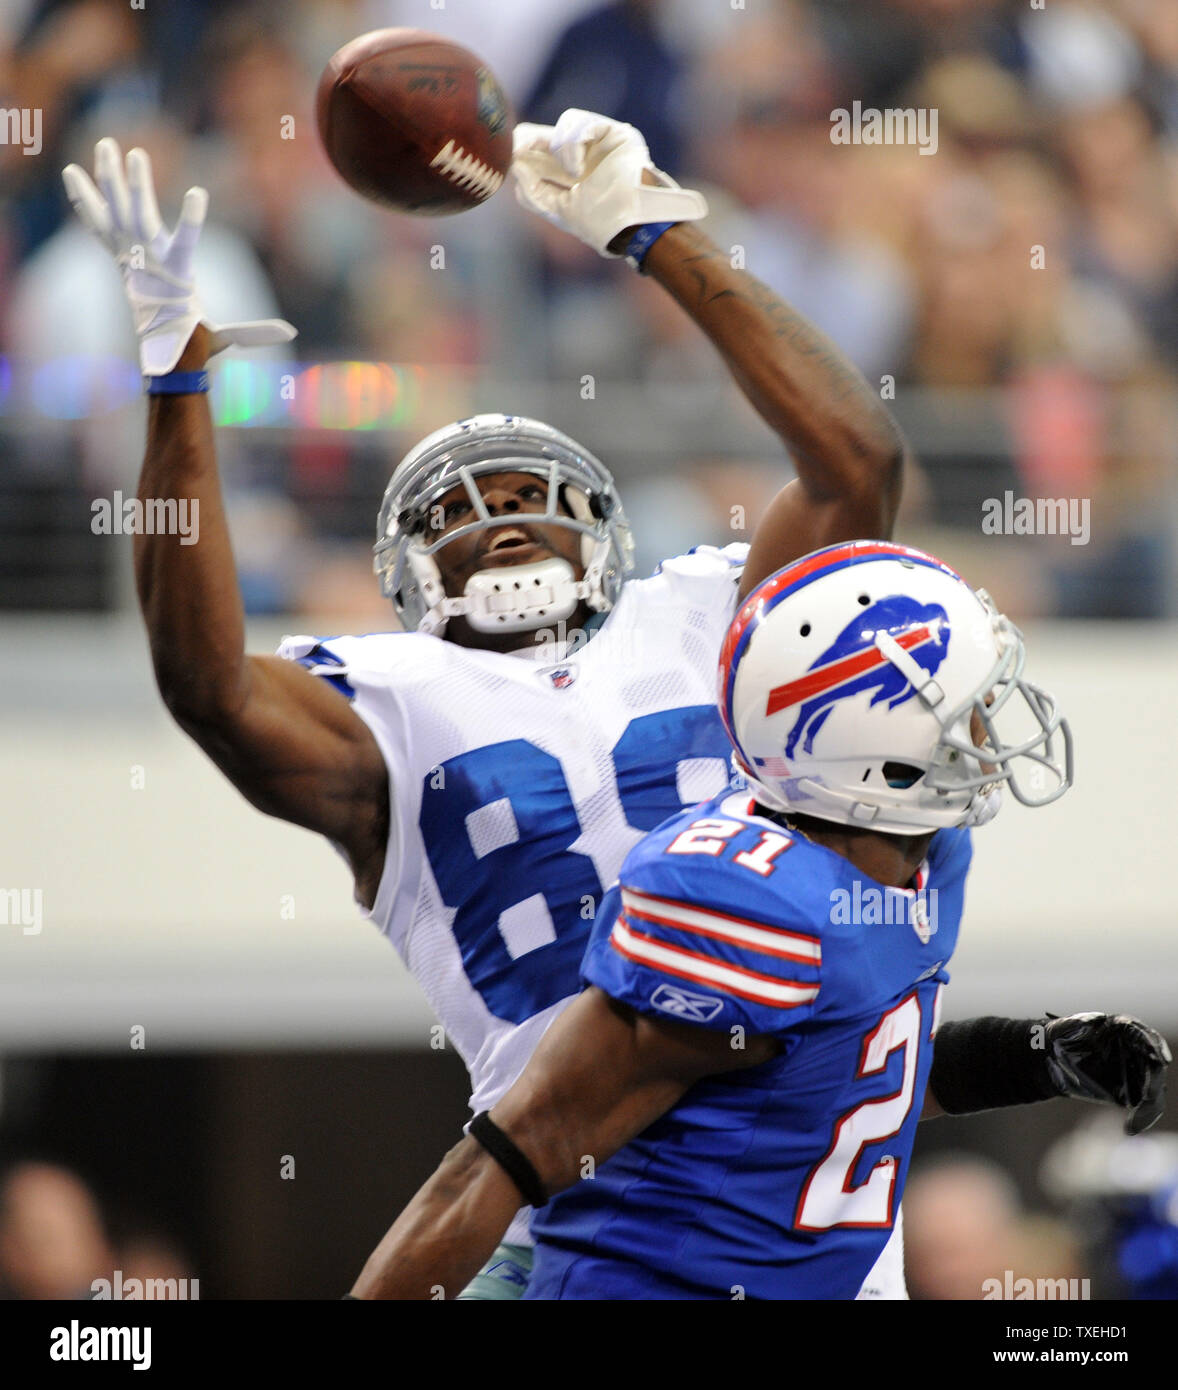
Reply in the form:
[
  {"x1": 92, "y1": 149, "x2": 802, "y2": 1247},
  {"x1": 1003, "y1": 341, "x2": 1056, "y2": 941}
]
[
  {"x1": 905, "y1": 1115, "x2": 1178, "y2": 1301},
  {"x1": 0, "y1": 1160, "x2": 196, "y2": 1300},
  {"x1": 1, "y1": 0, "x2": 1176, "y2": 617},
  {"x1": 5, "y1": 1121, "x2": 1176, "y2": 1300}
]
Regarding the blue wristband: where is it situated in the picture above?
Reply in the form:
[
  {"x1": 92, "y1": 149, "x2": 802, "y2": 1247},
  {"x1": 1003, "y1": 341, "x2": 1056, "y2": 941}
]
[
  {"x1": 145, "y1": 370, "x2": 210, "y2": 395},
  {"x1": 623, "y1": 222, "x2": 675, "y2": 272}
]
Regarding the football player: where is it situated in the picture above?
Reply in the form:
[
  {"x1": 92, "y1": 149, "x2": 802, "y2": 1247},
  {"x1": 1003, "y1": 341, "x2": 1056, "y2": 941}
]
[
  {"x1": 349, "y1": 544, "x2": 1168, "y2": 1299},
  {"x1": 61, "y1": 112, "x2": 1167, "y2": 1301}
]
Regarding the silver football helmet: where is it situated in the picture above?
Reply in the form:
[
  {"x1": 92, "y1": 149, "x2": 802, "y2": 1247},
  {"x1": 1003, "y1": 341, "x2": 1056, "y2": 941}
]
[{"x1": 375, "y1": 414, "x2": 635, "y2": 636}]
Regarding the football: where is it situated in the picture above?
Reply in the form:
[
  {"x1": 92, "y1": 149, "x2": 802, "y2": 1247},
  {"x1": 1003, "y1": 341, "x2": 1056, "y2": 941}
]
[{"x1": 315, "y1": 28, "x2": 513, "y2": 216}]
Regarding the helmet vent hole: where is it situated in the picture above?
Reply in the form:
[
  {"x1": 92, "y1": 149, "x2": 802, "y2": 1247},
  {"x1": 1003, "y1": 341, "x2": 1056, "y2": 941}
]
[
  {"x1": 800, "y1": 623, "x2": 811, "y2": 637},
  {"x1": 882, "y1": 761, "x2": 923, "y2": 789},
  {"x1": 858, "y1": 594, "x2": 870, "y2": 606}
]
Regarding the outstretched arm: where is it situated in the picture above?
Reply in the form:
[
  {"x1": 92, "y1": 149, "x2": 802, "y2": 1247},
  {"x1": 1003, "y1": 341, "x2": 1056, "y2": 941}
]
[
  {"x1": 350, "y1": 986, "x2": 776, "y2": 1299},
  {"x1": 924, "y1": 1012, "x2": 1170, "y2": 1135},
  {"x1": 641, "y1": 224, "x2": 905, "y2": 596},
  {"x1": 137, "y1": 328, "x2": 388, "y2": 904},
  {"x1": 63, "y1": 141, "x2": 389, "y2": 905},
  {"x1": 512, "y1": 110, "x2": 907, "y2": 597}
]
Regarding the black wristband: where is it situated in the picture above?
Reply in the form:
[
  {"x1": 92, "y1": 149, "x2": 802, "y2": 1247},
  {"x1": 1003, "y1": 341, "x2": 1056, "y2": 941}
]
[
  {"x1": 930, "y1": 1016, "x2": 1057, "y2": 1115},
  {"x1": 469, "y1": 1111, "x2": 547, "y2": 1208}
]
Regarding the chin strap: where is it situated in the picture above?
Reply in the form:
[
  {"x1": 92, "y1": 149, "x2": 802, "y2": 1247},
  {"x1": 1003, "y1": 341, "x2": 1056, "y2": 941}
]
[
  {"x1": 961, "y1": 786, "x2": 1003, "y2": 827},
  {"x1": 874, "y1": 628, "x2": 946, "y2": 708}
]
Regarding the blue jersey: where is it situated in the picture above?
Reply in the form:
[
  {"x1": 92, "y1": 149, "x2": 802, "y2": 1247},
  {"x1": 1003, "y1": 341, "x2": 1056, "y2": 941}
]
[{"x1": 526, "y1": 789, "x2": 970, "y2": 1300}]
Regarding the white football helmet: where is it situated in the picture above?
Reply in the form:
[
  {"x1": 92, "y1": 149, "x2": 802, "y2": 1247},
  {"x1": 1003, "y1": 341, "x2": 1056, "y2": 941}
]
[
  {"x1": 374, "y1": 414, "x2": 635, "y2": 636},
  {"x1": 718, "y1": 541, "x2": 1073, "y2": 833}
]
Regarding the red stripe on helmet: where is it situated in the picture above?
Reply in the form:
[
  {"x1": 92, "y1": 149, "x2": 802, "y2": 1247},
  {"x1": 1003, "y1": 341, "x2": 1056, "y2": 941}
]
[{"x1": 765, "y1": 624, "x2": 933, "y2": 717}]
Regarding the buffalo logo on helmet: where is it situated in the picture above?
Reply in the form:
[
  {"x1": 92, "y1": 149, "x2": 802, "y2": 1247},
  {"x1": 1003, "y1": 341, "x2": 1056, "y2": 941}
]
[{"x1": 764, "y1": 596, "x2": 951, "y2": 759}]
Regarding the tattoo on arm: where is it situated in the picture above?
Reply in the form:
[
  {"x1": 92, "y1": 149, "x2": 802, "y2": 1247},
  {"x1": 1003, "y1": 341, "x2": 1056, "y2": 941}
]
[{"x1": 676, "y1": 235, "x2": 880, "y2": 410}]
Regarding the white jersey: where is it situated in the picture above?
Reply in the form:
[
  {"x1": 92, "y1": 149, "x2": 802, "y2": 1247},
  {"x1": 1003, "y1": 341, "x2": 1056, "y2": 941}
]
[
  {"x1": 279, "y1": 545, "x2": 746, "y2": 1242},
  {"x1": 279, "y1": 539, "x2": 909, "y2": 1294}
]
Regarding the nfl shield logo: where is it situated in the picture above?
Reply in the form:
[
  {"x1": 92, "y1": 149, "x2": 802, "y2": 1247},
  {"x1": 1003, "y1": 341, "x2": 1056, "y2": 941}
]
[
  {"x1": 911, "y1": 892, "x2": 936, "y2": 945},
  {"x1": 548, "y1": 667, "x2": 577, "y2": 690},
  {"x1": 476, "y1": 67, "x2": 509, "y2": 135}
]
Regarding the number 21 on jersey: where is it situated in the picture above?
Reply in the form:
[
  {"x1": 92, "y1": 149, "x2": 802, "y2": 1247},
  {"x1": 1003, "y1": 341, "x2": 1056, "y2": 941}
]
[{"x1": 666, "y1": 816, "x2": 793, "y2": 877}]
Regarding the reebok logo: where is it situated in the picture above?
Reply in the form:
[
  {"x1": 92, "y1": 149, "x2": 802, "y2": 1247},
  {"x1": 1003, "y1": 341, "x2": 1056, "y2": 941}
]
[{"x1": 651, "y1": 984, "x2": 724, "y2": 1022}]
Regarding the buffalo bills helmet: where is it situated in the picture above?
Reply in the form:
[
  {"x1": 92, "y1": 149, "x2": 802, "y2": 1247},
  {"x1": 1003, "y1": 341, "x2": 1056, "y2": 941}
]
[
  {"x1": 718, "y1": 541, "x2": 1073, "y2": 833},
  {"x1": 374, "y1": 414, "x2": 635, "y2": 636}
]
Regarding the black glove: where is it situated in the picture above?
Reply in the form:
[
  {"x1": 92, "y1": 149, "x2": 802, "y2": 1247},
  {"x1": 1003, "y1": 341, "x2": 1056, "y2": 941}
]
[{"x1": 1044, "y1": 1012, "x2": 1172, "y2": 1135}]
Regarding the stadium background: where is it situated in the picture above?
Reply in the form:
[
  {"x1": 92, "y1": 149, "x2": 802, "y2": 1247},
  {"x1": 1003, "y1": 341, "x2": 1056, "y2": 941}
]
[{"x1": 1, "y1": 0, "x2": 1176, "y2": 1300}]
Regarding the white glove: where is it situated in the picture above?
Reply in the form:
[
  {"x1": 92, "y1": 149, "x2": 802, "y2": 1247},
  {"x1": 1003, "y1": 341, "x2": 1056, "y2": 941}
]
[
  {"x1": 62, "y1": 138, "x2": 296, "y2": 376},
  {"x1": 512, "y1": 109, "x2": 707, "y2": 260}
]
